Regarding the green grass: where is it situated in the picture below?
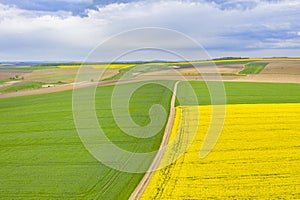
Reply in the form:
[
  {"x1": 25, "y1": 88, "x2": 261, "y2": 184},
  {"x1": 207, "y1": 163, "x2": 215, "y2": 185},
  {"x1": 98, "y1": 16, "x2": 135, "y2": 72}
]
[
  {"x1": 177, "y1": 81, "x2": 300, "y2": 105},
  {"x1": 0, "y1": 67, "x2": 29, "y2": 70},
  {"x1": 0, "y1": 82, "x2": 44, "y2": 93},
  {"x1": 239, "y1": 63, "x2": 268, "y2": 74},
  {"x1": 0, "y1": 81, "x2": 174, "y2": 199},
  {"x1": 0, "y1": 77, "x2": 24, "y2": 85},
  {"x1": 0, "y1": 78, "x2": 10, "y2": 84},
  {"x1": 103, "y1": 67, "x2": 134, "y2": 81}
]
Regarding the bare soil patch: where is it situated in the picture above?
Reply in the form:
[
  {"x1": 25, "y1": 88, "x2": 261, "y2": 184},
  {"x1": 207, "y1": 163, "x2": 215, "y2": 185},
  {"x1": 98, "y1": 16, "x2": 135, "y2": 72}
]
[
  {"x1": 141, "y1": 64, "x2": 244, "y2": 76},
  {"x1": 0, "y1": 69, "x2": 32, "y2": 80},
  {"x1": 23, "y1": 68, "x2": 119, "y2": 83},
  {"x1": 261, "y1": 61, "x2": 300, "y2": 75}
]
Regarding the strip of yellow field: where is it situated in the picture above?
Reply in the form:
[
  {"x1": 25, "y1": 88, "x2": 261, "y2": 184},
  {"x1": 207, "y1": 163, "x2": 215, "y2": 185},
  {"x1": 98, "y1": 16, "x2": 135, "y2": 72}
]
[
  {"x1": 57, "y1": 63, "x2": 134, "y2": 69},
  {"x1": 250, "y1": 57, "x2": 300, "y2": 61},
  {"x1": 92, "y1": 64, "x2": 135, "y2": 69},
  {"x1": 141, "y1": 103, "x2": 300, "y2": 199}
]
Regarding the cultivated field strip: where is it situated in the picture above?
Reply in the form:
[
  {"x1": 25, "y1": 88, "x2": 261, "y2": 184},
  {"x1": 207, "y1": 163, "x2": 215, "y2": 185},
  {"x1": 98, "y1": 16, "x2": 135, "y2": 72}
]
[
  {"x1": 141, "y1": 103, "x2": 300, "y2": 199},
  {"x1": 0, "y1": 81, "x2": 175, "y2": 199}
]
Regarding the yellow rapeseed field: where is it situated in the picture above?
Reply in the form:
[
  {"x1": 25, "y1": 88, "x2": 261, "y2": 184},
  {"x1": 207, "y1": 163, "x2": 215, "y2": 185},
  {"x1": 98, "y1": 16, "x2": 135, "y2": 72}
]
[
  {"x1": 57, "y1": 64, "x2": 134, "y2": 69},
  {"x1": 57, "y1": 65, "x2": 81, "y2": 69},
  {"x1": 141, "y1": 103, "x2": 300, "y2": 199},
  {"x1": 91, "y1": 64, "x2": 134, "y2": 69}
]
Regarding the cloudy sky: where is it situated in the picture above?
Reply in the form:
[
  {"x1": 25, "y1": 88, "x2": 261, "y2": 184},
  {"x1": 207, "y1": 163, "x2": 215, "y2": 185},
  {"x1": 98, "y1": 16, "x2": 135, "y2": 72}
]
[{"x1": 0, "y1": 0, "x2": 300, "y2": 61}]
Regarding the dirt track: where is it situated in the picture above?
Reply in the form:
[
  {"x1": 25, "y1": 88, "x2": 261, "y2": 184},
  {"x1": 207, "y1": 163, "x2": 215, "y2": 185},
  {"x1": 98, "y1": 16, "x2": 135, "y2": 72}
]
[{"x1": 129, "y1": 81, "x2": 179, "y2": 200}]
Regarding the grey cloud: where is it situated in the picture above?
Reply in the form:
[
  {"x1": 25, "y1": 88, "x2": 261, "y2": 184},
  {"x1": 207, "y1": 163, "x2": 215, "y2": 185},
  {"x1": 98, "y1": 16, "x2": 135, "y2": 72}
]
[{"x1": 0, "y1": 0, "x2": 300, "y2": 61}]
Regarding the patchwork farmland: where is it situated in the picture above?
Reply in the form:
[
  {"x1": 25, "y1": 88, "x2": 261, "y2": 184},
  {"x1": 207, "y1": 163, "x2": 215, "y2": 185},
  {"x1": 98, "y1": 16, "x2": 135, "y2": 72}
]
[{"x1": 0, "y1": 58, "x2": 300, "y2": 199}]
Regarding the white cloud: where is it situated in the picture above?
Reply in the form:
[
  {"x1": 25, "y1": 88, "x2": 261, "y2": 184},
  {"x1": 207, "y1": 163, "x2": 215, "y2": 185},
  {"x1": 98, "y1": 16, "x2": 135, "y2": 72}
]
[{"x1": 0, "y1": 0, "x2": 300, "y2": 61}]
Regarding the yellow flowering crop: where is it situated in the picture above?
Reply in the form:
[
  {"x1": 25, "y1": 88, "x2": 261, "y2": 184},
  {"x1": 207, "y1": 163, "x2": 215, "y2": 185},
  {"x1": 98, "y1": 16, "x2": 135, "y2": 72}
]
[
  {"x1": 141, "y1": 103, "x2": 300, "y2": 199},
  {"x1": 92, "y1": 64, "x2": 134, "y2": 69},
  {"x1": 57, "y1": 64, "x2": 134, "y2": 69},
  {"x1": 57, "y1": 65, "x2": 81, "y2": 68}
]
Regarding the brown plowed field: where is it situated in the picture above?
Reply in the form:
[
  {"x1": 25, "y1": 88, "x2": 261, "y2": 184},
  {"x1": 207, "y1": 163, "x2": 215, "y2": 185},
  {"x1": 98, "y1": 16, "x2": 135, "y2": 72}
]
[
  {"x1": 0, "y1": 69, "x2": 32, "y2": 80},
  {"x1": 261, "y1": 61, "x2": 300, "y2": 75}
]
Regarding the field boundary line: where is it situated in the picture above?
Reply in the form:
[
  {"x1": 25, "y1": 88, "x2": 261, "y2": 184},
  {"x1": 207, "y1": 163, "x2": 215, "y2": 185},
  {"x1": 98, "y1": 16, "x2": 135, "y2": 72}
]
[{"x1": 129, "y1": 81, "x2": 179, "y2": 200}]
